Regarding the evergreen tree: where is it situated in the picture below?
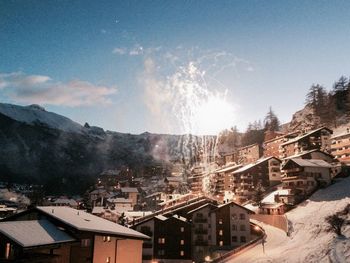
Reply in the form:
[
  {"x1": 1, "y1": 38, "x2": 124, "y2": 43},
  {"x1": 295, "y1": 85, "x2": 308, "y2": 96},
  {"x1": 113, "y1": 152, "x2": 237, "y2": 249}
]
[{"x1": 264, "y1": 107, "x2": 280, "y2": 131}]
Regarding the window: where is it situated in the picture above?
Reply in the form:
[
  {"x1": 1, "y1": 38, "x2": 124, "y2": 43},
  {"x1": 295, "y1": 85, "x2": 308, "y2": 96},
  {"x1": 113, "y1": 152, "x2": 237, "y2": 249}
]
[
  {"x1": 103, "y1": 236, "x2": 111, "y2": 242},
  {"x1": 219, "y1": 230, "x2": 223, "y2": 236},
  {"x1": 106, "y1": 257, "x2": 111, "y2": 263},
  {"x1": 240, "y1": 213, "x2": 246, "y2": 220},
  {"x1": 240, "y1": 236, "x2": 246, "y2": 242},
  {"x1": 240, "y1": 225, "x2": 246, "y2": 231},
  {"x1": 232, "y1": 236, "x2": 237, "y2": 242},
  {"x1": 158, "y1": 238, "x2": 165, "y2": 244},
  {"x1": 232, "y1": 224, "x2": 236, "y2": 231},
  {"x1": 219, "y1": 241, "x2": 224, "y2": 246},
  {"x1": 180, "y1": 250, "x2": 185, "y2": 256},
  {"x1": 5, "y1": 243, "x2": 10, "y2": 259},
  {"x1": 158, "y1": 249, "x2": 165, "y2": 256},
  {"x1": 219, "y1": 218, "x2": 223, "y2": 224},
  {"x1": 180, "y1": 240, "x2": 185, "y2": 245},
  {"x1": 180, "y1": 227, "x2": 184, "y2": 232},
  {"x1": 81, "y1": 239, "x2": 91, "y2": 247},
  {"x1": 232, "y1": 213, "x2": 237, "y2": 220}
]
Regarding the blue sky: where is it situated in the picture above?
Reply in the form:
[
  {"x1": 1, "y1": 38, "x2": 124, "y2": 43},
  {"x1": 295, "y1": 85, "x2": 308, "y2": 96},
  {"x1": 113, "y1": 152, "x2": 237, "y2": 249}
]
[{"x1": 1, "y1": 0, "x2": 350, "y2": 135}]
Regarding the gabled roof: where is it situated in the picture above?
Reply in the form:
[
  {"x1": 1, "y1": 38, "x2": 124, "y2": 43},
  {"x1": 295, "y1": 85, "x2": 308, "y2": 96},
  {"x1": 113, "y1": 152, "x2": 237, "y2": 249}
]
[
  {"x1": 238, "y1": 143, "x2": 259, "y2": 150},
  {"x1": 107, "y1": 198, "x2": 133, "y2": 204},
  {"x1": 120, "y1": 187, "x2": 139, "y2": 193},
  {"x1": 213, "y1": 201, "x2": 255, "y2": 214},
  {"x1": 233, "y1": 156, "x2": 281, "y2": 174},
  {"x1": 0, "y1": 220, "x2": 76, "y2": 248},
  {"x1": 283, "y1": 149, "x2": 335, "y2": 161},
  {"x1": 36, "y1": 206, "x2": 149, "y2": 240},
  {"x1": 214, "y1": 164, "x2": 242, "y2": 174},
  {"x1": 280, "y1": 127, "x2": 333, "y2": 146},
  {"x1": 187, "y1": 203, "x2": 218, "y2": 215},
  {"x1": 282, "y1": 158, "x2": 332, "y2": 169}
]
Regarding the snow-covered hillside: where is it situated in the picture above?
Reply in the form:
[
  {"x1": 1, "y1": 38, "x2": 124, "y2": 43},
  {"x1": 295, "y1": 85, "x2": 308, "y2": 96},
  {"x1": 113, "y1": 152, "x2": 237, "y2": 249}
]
[
  {"x1": 229, "y1": 176, "x2": 350, "y2": 263},
  {"x1": 0, "y1": 103, "x2": 84, "y2": 133}
]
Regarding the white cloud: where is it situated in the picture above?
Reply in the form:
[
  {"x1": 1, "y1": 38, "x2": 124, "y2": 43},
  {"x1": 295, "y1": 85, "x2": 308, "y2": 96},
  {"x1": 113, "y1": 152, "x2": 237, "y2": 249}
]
[
  {"x1": 0, "y1": 72, "x2": 117, "y2": 107},
  {"x1": 129, "y1": 44, "x2": 144, "y2": 56},
  {"x1": 112, "y1": 47, "x2": 126, "y2": 55},
  {"x1": 112, "y1": 44, "x2": 146, "y2": 56}
]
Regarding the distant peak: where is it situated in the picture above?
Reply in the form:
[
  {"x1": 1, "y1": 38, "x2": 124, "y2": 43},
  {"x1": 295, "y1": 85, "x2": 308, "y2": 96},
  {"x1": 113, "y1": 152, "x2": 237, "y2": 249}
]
[{"x1": 27, "y1": 104, "x2": 46, "y2": 111}]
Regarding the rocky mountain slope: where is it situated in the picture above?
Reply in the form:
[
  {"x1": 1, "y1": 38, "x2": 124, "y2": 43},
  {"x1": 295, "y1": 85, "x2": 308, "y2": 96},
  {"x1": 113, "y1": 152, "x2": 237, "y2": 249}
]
[{"x1": 0, "y1": 103, "x2": 208, "y2": 194}]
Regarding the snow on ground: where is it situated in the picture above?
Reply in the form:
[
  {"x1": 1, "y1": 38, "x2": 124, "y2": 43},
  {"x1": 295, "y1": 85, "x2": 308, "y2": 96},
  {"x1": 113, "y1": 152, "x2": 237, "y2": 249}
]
[
  {"x1": 226, "y1": 176, "x2": 350, "y2": 263},
  {"x1": 0, "y1": 103, "x2": 84, "y2": 133}
]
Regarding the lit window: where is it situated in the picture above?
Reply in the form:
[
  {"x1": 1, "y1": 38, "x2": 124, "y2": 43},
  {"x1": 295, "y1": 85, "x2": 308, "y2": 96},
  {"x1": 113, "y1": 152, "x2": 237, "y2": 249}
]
[
  {"x1": 219, "y1": 241, "x2": 223, "y2": 246},
  {"x1": 5, "y1": 243, "x2": 10, "y2": 259},
  {"x1": 180, "y1": 227, "x2": 184, "y2": 232},
  {"x1": 219, "y1": 219, "x2": 223, "y2": 224},
  {"x1": 81, "y1": 239, "x2": 91, "y2": 247},
  {"x1": 219, "y1": 230, "x2": 223, "y2": 236},
  {"x1": 180, "y1": 240, "x2": 185, "y2": 245},
  {"x1": 158, "y1": 238, "x2": 165, "y2": 244},
  {"x1": 103, "y1": 236, "x2": 111, "y2": 242},
  {"x1": 106, "y1": 257, "x2": 111, "y2": 263},
  {"x1": 180, "y1": 250, "x2": 184, "y2": 256}
]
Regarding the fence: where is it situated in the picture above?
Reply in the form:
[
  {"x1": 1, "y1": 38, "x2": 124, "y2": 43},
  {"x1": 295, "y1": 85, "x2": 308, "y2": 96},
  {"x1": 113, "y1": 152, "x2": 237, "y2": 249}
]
[
  {"x1": 250, "y1": 214, "x2": 288, "y2": 232},
  {"x1": 211, "y1": 221, "x2": 266, "y2": 263}
]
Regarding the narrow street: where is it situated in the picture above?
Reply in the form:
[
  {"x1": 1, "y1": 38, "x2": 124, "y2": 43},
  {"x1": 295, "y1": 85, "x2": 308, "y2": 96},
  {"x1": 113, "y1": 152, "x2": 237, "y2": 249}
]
[{"x1": 222, "y1": 221, "x2": 289, "y2": 263}]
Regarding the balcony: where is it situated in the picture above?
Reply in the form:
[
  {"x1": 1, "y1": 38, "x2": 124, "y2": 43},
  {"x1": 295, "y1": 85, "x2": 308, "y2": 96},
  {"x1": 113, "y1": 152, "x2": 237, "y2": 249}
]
[
  {"x1": 194, "y1": 217, "x2": 207, "y2": 223},
  {"x1": 195, "y1": 228, "x2": 208, "y2": 234},
  {"x1": 195, "y1": 240, "x2": 208, "y2": 246}
]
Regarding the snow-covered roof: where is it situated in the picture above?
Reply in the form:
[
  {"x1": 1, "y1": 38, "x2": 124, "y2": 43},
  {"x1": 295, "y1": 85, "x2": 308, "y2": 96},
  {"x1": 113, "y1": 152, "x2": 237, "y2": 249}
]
[
  {"x1": 262, "y1": 189, "x2": 290, "y2": 203},
  {"x1": 282, "y1": 149, "x2": 334, "y2": 160},
  {"x1": 215, "y1": 164, "x2": 242, "y2": 174},
  {"x1": 284, "y1": 158, "x2": 332, "y2": 168},
  {"x1": 36, "y1": 206, "x2": 149, "y2": 240},
  {"x1": 107, "y1": 198, "x2": 133, "y2": 204},
  {"x1": 0, "y1": 220, "x2": 76, "y2": 248},
  {"x1": 120, "y1": 187, "x2": 139, "y2": 193},
  {"x1": 233, "y1": 157, "x2": 280, "y2": 174},
  {"x1": 215, "y1": 201, "x2": 255, "y2": 214},
  {"x1": 124, "y1": 211, "x2": 153, "y2": 218},
  {"x1": 187, "y1": 203, "x2": 218, "y2": 215},
  {"x1": 165, "y1": 176, "x2": 183, "y2": 182},
  {"x1": 155, "y1": 215, "x2": 168, "y2": 221},
  {"x1": 171, "y1": 215, "x2": 188, "y2": 222}
]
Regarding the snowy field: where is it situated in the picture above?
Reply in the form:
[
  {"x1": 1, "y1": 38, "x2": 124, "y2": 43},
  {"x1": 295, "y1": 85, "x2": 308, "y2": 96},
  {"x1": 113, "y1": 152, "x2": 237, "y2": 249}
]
[{"x1": 226, "y1": 176, "x2": 350, "y2": 263}]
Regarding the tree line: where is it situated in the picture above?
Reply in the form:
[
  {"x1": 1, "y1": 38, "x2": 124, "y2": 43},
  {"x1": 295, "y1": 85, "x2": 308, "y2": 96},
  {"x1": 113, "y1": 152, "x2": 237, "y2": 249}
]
[{"x1": 219, "y1": 75, "x2": 350, "y2": 148}]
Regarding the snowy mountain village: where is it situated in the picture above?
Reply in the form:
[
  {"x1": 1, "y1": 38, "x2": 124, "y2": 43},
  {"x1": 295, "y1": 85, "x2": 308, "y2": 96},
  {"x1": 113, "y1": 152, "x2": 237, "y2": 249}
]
[{"x1": 0, "y1": 101, "x2": 350, "y2": 263}]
